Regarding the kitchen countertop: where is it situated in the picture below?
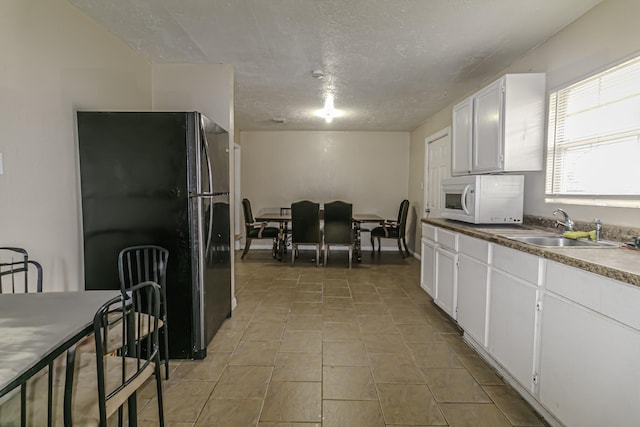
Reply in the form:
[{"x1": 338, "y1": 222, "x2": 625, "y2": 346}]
[{"x1": 422, "y1": 218, "x2": 640, "y2": 287}]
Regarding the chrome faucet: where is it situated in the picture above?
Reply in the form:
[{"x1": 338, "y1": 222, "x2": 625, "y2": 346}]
[
  {"x1": 553, "y1": 208, "x2": 575, "y2": 232},
  {"x1": 594, "y1": 218, "x2": 602, "y2": 241}
]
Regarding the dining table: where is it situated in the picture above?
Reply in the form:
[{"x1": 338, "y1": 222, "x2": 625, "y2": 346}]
[
  {"x1": 255, "y1": 210, "x2": 385, "y2": 263},
  {"x1": 0, "y1": 290, "x2": 119, "y2": 426}
]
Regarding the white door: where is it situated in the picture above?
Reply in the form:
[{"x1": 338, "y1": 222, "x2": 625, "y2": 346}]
[{"x1": 423, "y1": 127, "x2": 451, "y2": 219}]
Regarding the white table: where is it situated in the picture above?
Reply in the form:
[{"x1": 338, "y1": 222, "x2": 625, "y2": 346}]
[{"x1": 0, "y1": 291, "x2": 119, "y2": 399}]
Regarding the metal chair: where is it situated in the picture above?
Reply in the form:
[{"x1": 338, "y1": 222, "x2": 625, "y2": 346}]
[
  {"x1": 63, "y1": 281, "x2": 165, "y2": 427},
  {"x1": 323, "y1": 201, "x2": 354, "y2": 268},
  {"x1": 291, "y1": 200, "x2": 322, "y2": 267},
  {"x1": 370, "y1": 199, "x2": 410, "y2": 258},
  {"x1": 241, "y1": 198, "x2": 280, "y2": 259},
  {"x1": 118, "y1": 245, "x2": 170, "y2": 379},
  {"x1": 0, "y1": 247, "x2": 43, "y2": 294},
  {"x1": 0, "y1": 247, "x2": 44, "y2": 426}
]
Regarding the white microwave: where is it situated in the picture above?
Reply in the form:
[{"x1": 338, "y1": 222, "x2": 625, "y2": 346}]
[{"x1": 440, "y1": 175, "x2": 524, "y2": 224}]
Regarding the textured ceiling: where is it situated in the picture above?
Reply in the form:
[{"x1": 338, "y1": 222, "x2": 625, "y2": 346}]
[{"x1": 68, "y1": 0, "x2": 601, "y2": 131}]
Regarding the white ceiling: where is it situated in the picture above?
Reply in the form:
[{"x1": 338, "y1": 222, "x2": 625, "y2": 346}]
[{"x1": 68, "y1": 0, "x2": 601, "y2": 132}]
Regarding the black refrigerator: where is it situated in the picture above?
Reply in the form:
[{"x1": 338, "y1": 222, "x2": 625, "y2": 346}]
[{"x1": 77, "y1": 111, "x2": 231, "y2": 359}]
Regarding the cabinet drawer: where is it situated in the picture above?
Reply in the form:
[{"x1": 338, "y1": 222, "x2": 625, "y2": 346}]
[
  {"x1": 458, "y1": 234, "x2": 489, "y2": 263},
  {"x1": 492, "y1": 244, "x2": 540, "y2": 285},
  {"x1": 422, "y1": 223, "x2": 436, "y2": 241},
  {"x1": 436, "y1": 228, "x2": 458, "y2": 251},
  {"x1": 546, "y1": 261, "x2": 640, "y2": 331}
]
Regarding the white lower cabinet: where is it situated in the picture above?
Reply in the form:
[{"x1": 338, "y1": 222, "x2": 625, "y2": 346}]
[
  {"x1": 434, "y1": 246, "x2": 457, "y2": 319},
  {"x1": 456, "y1": 235, "x2": 490, "y2": 346},
  {"x1": 420, "y1": 237, "x2": 436, "y2": 297},
  {"x1": 538, "y1": 261, "x2": 640, "y2": 427},
  {"x1": 488, "y1": 267, "x2": 539, "y2": 393},
  {"x1": 420, "y1": 222, "x2": 640, "y2": 427}
]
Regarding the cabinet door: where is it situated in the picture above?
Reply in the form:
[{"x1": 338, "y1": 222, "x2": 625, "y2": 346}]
[
  {"x1": 488, "y1": 268, "x2": 538, "y2": 392},
  {"x1": 452, "y1": 97, "x2": 473, "y2": 175},
  {"x1": 539, "y1": 293, "x2": 640, "y2": 427},
  {"x1": 457, "y1": 253, "x2": 488, "y2": 346},
  {"x1": 434, "y1": 246, "x2": 457, "y2": 319},
  {"x1": 420, "y1": 238, "x2": 436, "y2": 297},
  {"x1": 473, "y1": 78, "x2": 504, "y2": 173}
]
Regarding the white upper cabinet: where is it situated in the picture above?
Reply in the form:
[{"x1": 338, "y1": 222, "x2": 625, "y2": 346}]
[
  {"x1": 452, "y1": 73, "x2": 546, "y2": 175},
  {"x1": 451, "y1": 97, "x2": 473, "y2": 175}
]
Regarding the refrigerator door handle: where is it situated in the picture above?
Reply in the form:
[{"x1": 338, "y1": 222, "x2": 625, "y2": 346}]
[{"x1": 200, "y1": 125, "x2": 215, "y2": 253}]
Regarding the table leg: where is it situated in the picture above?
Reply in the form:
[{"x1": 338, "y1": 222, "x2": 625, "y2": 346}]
[
  {"x1": 276, "y1": 222, "x2": 284, "y2": 261},
  {"x1": 354, "y1": 221, "x2": 362, "y2": 263}
]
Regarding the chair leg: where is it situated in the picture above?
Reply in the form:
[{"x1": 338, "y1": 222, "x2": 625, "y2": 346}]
[
  {"x1": 348, "y1": 246, "x2": 352, "y2": 269},
  {"x1": 402, "y1": 237, "x2": 410, "y2": 257},
  {"x1": 377, "y1": 237, "x2": 382, "y2": 253},
  {"x1": 163, "y1": 322, "x2": 170, "y2": 379},
  {"x1": 272, "y1": 238, "x2": 278, "y2": 258},
  {"x1": 291, "y1": 244, "x2": 297, "y2": 265},
  {"x1": 397, "y1": 238, "x2": 406, "y2": 258},
  {"x1": 241, "y1": 238, "x2": 252, "y2": 259},
  {"x1": 370, "y1": 235, "x2": 375, "y2": 253},
  {"x1": 324, "y1": 245, "x2": 329, "y2": 267},
  {"x1": 155, "y1": 360, "x2": 165, "y2": 427},
  {"x1": 316, "y1": 244, "x2": 320, "y2": 268}
]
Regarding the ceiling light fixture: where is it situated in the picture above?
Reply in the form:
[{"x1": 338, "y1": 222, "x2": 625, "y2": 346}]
[
  {"x1": 311, "y1": 69, "x2": 325, "y2": 79},
  {"x1": 314, "y1": 94, "x2": 343, "y2": 123}
]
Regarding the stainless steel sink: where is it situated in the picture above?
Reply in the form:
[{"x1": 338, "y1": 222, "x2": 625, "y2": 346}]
[{"x1": 500, "y1": 235, "x2": 619, "y2": 248}]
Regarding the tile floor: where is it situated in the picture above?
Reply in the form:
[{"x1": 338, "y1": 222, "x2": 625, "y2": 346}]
[{"x1": 135, "y1": 249, "x2": 548, "y2": 426}]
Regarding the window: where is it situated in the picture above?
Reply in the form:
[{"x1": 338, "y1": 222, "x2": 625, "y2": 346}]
[{"x1": 545, "y1": 54, "x2": 640, "y2": 208}]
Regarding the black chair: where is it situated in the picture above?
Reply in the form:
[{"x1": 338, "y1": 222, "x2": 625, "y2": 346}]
[
  {"x1": 323, "y1": 201, "x2": 354, "y2": 268},
  {"x1": 370, "y1": 199, "x2": 410, "y2": 258},
  {"x1": 290, "y1": 200, "x2": 322, "y2": 267},
  {"x1": 241, "y1": 198, "x2": 280, "y2": 259},
  {"x1": 0, "y1": 247, "x2": 43, "y2": 293},
  {"x1": 0, "y1": 247, "x2": 44, "y2": 426},
  {"x1": 118, "y1": 245, "x2": 170, "y2": 380},
  {"x1": 64, "y1": 281, "x2": 165, "y2": 427}
]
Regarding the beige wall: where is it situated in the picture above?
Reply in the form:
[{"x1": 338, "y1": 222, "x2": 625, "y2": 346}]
[
  {"x1": 152, "y1": 64, "x2": 235, "y2": 133},
  {"x1": 0, "y1": 0, "x2": 152, "y2": 291},
  {"x1": 241, "y1": 131, "x2": 410, "y2": 249},
  {"x1": 408, "y1": 0, "x2": 640, "y2": 255}
]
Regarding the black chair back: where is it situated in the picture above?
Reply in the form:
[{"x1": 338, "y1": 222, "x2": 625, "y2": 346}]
[
  {"x1": 90, "y1": 281, "x2": 164, "y2": 425},
  {"x1": 0, "y1": 247, "x2": 43, "y2": 293},
  {"x1": 324, "y1": 201, "x2": 353, "y2": 245},
  {"x1": 291, "y1": 200, "x2": 321, "y2": 244},
  {"x1": 118, "y1": 244, "x2": 170, "y2": 378},
  {"x1": 398, "y1": 199, "x2": 410, "y2": 236},
  {"x1": 242, "y1": 198, "x2": 254, "y2": 233}
]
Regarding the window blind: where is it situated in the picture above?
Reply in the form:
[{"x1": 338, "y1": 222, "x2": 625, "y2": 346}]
[{"x1": 546, "y1": 55, "x2": 640, "y2": 206}]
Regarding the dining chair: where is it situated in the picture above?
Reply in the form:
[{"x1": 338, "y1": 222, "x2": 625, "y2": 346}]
[
  {"x1": 0, "y1": 247, "x2": 44, "y2": 427},
  {"x1": 241, "y1": 198, "x2": 280, "y2": 259},
  {"x1": 0, "y1": 247, "x2": 43, "y2": 293},
  {"x1": 370, "y1": 199, "x2": 410, "y2": 258},
  {"x1": 290, "y1": 200, "x2": 322, "y2": 267},
  {"x1": 323, "y1": 201, "x2": 354, "y2": 268},
  {"x1": 118, "y1": 245, "x2": 170, "y2": 380},
  {"x1": 64, "y1": 281, "x2": 165, "y2": 427}
]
